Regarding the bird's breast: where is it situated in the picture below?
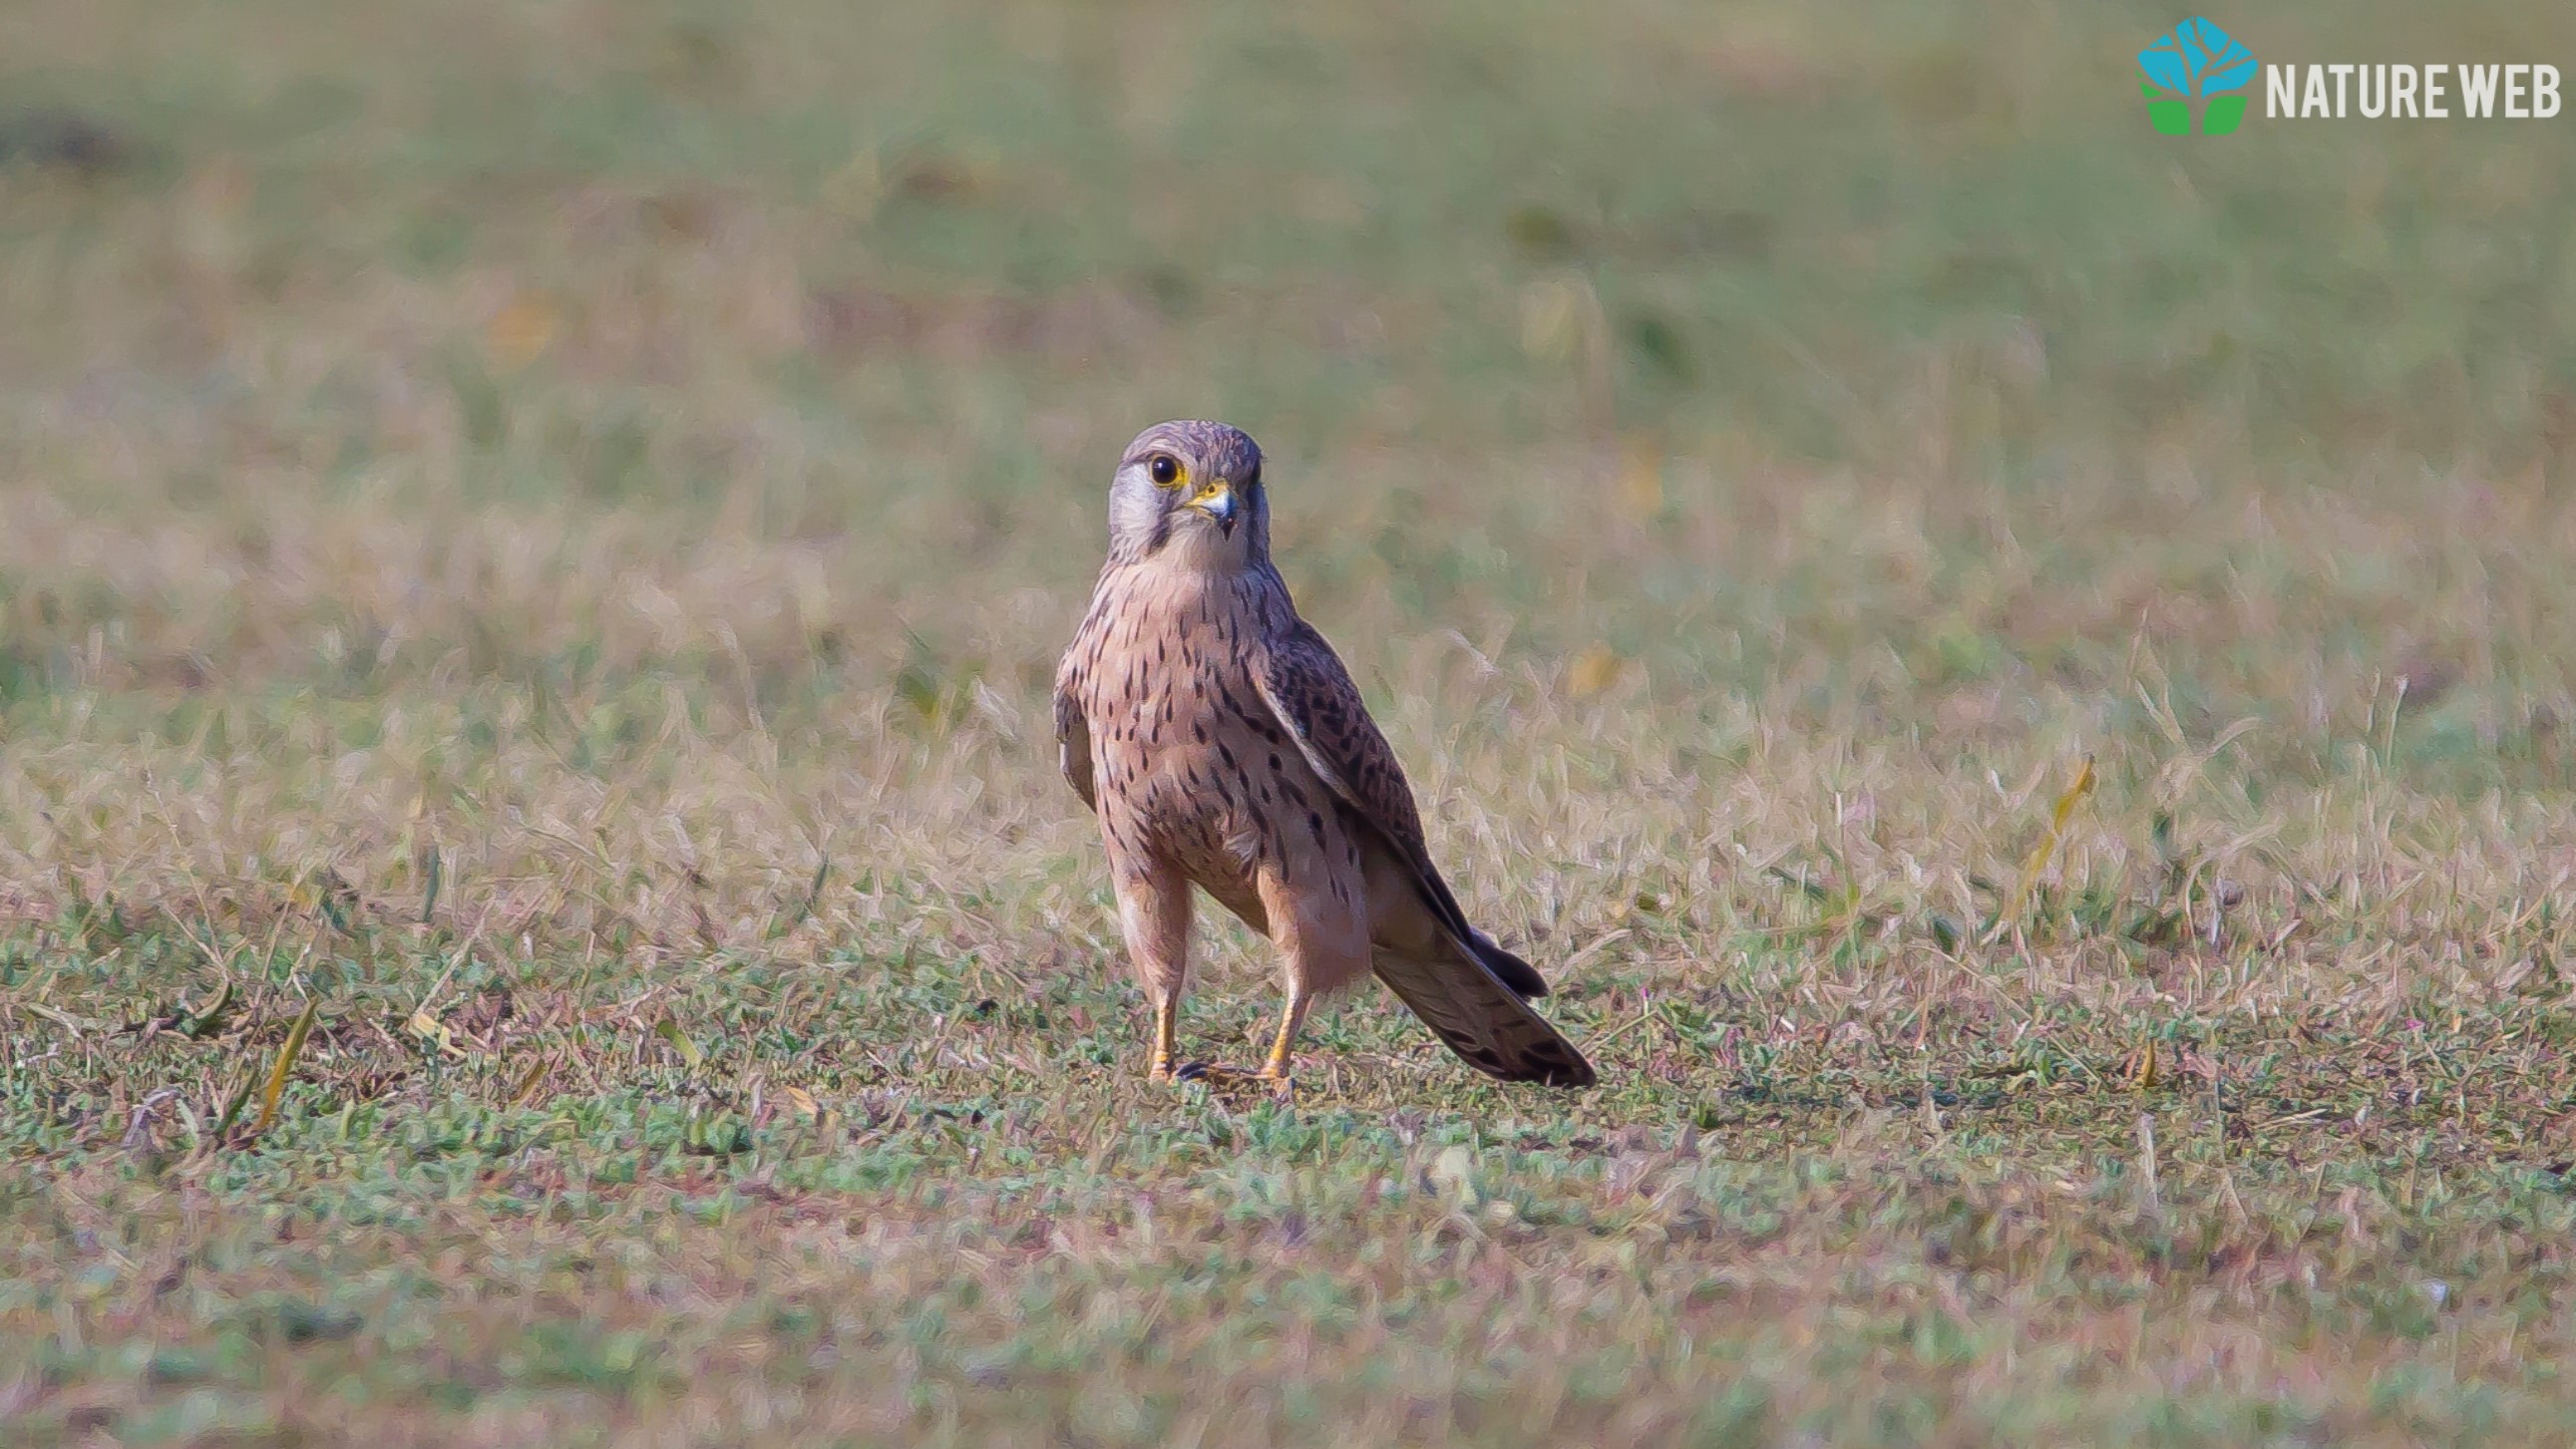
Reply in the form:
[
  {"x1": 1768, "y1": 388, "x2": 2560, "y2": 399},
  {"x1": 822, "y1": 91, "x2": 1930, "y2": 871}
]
[{"x1": 1074, "y1": 566, "x2": 1322, "y2": 890}]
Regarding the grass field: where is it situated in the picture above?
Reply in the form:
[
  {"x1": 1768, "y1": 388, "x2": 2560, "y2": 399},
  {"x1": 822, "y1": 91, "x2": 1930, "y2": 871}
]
[{"x1": 8, "y1": 0, "x2": 2576, "y2": 1443}]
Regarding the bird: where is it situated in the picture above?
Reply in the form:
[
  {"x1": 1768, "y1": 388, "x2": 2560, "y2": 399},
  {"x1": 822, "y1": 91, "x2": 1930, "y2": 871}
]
[{"x1": 1052, "y1": 420, "x2": 1596, "y2": 1093}]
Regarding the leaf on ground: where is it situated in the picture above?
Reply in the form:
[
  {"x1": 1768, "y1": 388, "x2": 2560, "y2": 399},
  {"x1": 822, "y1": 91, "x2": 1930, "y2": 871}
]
[
  {"x1": 30, "y1": 1002, "x2": 102, "y2": 1037},
  {"x1": 655, "y1": 1014, "x2": 706, "y2": 1069},
  {"x1": 509, "y1": 1058, "x2": 552, "y2": 1107},
  {"x1": 252, "y1": 999, "x2": 321, "y2": 1135},
  {"x1": 181, "y1": 976, "x2": 236, "y2": 1038},
  {"x1": 409, "y1": 1009, "x2": 467, "y2": 1059},
  {"x1": 212, "y1": 1070, "x2": 256, "y2": 1139},
  {"x1": 420, "y1": 846, "x2": 443, "y2": 924},
  {"x1": 1987, "y1": 755, "x2": 2096, "y2": 941},
  {"x1": 1568, "y1": 643, "x2": 1625, "y2": 698}
]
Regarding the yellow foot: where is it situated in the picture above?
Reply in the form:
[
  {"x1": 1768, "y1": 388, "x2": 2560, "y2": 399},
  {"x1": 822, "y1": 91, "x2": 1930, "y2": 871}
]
[{"x1": 1176, "y1": 1062, "x2": 1294, "y2": 1101}]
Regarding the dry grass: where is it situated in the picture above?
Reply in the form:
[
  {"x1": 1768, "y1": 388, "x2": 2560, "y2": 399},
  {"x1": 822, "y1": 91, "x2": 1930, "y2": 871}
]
[{"x1": 8, "y1": 0, "x2": 2576, "y2": 1444}]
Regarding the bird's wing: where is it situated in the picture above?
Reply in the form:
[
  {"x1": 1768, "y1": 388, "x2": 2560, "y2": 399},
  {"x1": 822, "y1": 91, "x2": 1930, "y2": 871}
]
[
  {"x1": 1051, "y1": 651, "x2": 1095, "y2": 811},
  {"x1": 1253, "y1": 619, "x2": 1590, "y2": 1086},
  {"x1": 1248, "y1": 621, "x2": 1487, "y2": 963}
]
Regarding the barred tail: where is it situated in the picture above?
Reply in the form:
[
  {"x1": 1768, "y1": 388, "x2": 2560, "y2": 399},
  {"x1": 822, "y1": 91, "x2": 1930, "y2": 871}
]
[{"x1": 1372, "y1": 947, "x2": 1595, "y2": 1087}]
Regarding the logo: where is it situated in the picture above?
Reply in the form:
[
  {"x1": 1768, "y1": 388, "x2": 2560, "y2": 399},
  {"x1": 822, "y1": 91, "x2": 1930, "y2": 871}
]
[{"x1": 2140, "y1": 18, "x2": 2259, "y2": 135}]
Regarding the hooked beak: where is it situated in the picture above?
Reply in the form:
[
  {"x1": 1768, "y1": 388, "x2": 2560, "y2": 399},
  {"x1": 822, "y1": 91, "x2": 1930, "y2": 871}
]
[{"x1": 1190, "y1": 481, "x2": 1238, "y2": 537}]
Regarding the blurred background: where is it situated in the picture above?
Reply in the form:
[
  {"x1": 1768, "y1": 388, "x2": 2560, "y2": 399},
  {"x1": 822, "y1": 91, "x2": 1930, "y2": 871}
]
[
  {"x1": 3, "y1": 0, "x2": 2575, "y2": 981},
  {"x1": 15, "y1": 4, "x2": 2576, "y2": 1443}
]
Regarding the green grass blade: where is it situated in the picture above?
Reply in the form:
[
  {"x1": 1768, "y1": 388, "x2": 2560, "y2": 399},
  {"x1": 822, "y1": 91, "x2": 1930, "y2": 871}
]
[{"x1": 252, "y1": 999, "x2": 322, "y2": 1135}]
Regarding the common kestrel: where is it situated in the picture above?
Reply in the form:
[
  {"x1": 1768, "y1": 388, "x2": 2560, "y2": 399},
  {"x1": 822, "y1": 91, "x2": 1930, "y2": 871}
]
[{"x1": 1054, "y1": 420, "x2": 1596, "y2": 1092}]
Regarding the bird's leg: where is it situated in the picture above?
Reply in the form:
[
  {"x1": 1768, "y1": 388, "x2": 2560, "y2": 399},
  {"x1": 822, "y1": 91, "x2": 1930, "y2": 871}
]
[
  {"x1": 1146, "y1": 993, "x2": 1181, "y2": 1083},
  {"x1": 1109, "y1": 858, "x2": 1191, "y2": 1086},
  {"x1": 1257, "y1": 991, "x2": 1310, "y2": 1090}
]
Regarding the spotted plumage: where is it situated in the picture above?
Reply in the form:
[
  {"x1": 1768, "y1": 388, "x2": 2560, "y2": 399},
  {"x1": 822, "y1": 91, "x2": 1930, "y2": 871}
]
[{"x1": 1054, "y1": 420, "x2": 1596, "y2": 1090}]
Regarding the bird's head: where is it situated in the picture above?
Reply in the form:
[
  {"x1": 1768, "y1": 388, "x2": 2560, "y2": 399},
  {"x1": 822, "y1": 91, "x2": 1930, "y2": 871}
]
[{"x1": 1105, "y1": 419, "x2": 1268, "y2": 567}]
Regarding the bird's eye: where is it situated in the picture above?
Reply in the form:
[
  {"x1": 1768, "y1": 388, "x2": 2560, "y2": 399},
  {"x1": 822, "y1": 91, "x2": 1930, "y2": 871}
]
[{"x1": 1148, "y1": 454, "x2": 1181, "y2": 487}]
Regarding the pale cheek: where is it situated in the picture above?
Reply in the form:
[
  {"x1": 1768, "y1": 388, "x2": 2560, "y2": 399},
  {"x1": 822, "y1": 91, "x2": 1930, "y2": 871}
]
[{"x1": 1107, "y1": 486, "x2": 1166, "y2": 540}]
